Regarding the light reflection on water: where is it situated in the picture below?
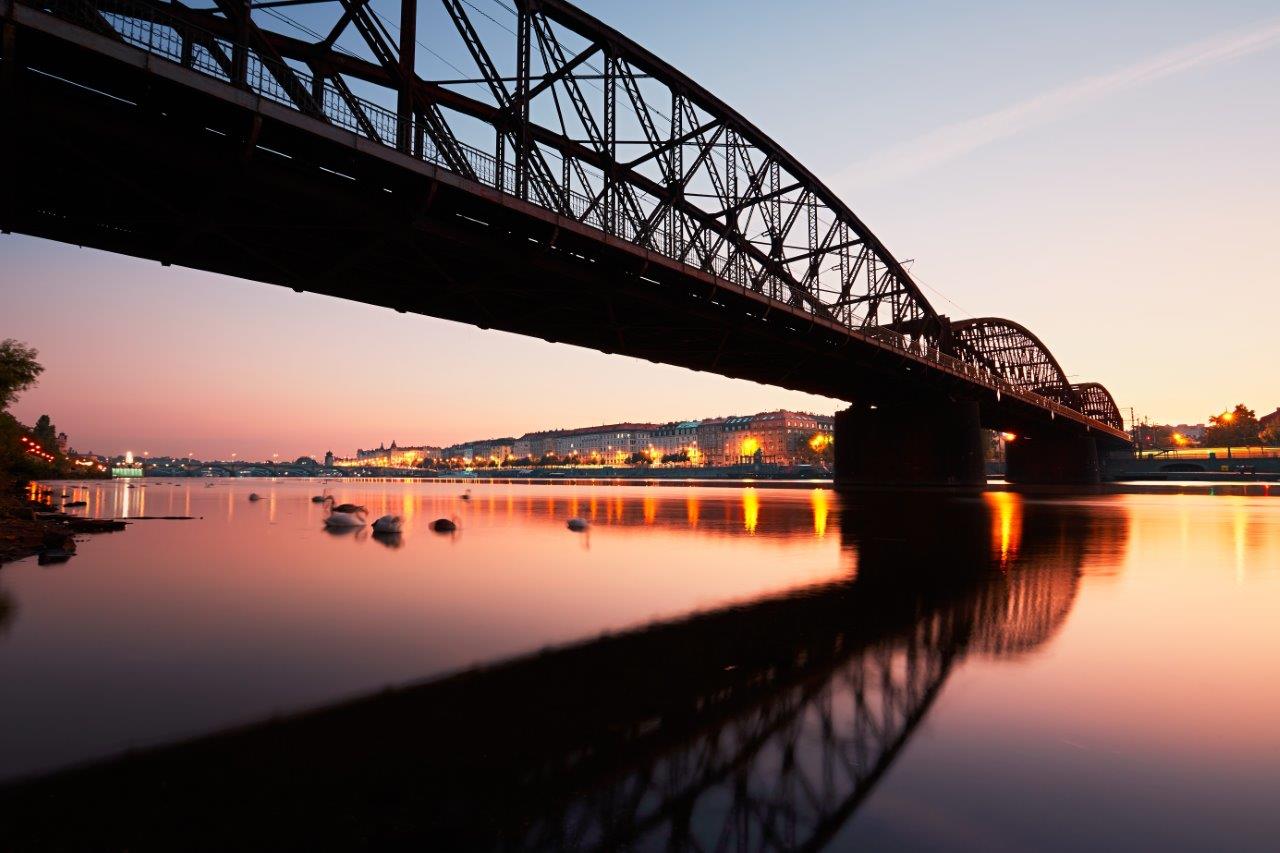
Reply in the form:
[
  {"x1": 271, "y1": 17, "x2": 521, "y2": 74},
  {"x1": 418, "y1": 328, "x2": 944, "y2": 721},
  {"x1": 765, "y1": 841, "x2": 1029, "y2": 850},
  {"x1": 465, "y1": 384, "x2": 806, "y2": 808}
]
[{"x1": 1, "y1": 480, "x2": 1278, "y2": 850}]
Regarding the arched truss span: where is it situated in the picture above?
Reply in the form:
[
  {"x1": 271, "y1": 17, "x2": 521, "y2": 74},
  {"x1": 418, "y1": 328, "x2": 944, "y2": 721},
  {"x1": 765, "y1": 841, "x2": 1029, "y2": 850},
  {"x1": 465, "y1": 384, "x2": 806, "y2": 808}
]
[
  {"x1": 19, "y1": 0, "x2": 1127, "y2": 438},
  {"x1": 950, "y1": 317, "x2": 1077, "y2": 406},
  {"x1": 54, "y1": 0, "x2": 942, "y2": 334},
  {"x1": 1071, "y1": 383, "x2": 1125, "y2": 431}
]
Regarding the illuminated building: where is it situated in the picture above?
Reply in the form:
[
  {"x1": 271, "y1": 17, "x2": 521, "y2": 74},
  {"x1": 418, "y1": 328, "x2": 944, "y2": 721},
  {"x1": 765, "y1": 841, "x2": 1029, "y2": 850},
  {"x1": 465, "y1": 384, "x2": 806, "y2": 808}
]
[
  {"x1": 329, "y1": 410, "x2": 836, "y2": 471},
  {"x1": 512, "y1": 430, "x2": 567, "y2": 460},
  {"x1": 729, "y1": 411, "x2": 834, "y2": 464},
  {"x1": 334, "y1": 440, "x2": 442, "y2": 469},
  {"x1": 556, "y1": 424, "x2": 658, "y2": 463},
  {"x1": 651, "y1": 421, "x2": 700, "y2": 459},
  {"x1": 695, "y1": 418, "x2": 728, "y2": 464}
]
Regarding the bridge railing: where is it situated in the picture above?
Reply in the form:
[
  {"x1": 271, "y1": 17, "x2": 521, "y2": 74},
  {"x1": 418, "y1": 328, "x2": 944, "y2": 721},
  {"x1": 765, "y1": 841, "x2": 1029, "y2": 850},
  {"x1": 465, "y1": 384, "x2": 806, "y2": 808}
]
[{"x1": 18, "y1": 0, "x2": 1127, "y2": 440}]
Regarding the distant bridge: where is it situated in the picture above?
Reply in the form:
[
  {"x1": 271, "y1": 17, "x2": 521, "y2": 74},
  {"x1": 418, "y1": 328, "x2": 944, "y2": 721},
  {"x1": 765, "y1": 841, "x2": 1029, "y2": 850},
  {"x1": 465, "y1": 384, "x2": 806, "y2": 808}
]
[{"x1": 1, "y1": 0, "x2": 1129, "y2": 483}]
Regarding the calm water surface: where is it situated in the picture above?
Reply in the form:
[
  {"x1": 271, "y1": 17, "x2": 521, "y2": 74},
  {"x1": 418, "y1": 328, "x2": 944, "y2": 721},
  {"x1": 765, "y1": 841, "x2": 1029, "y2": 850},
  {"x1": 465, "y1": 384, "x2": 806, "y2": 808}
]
[{"x1": 1, "y1": 479, "x2": 1278, "y2": 850}]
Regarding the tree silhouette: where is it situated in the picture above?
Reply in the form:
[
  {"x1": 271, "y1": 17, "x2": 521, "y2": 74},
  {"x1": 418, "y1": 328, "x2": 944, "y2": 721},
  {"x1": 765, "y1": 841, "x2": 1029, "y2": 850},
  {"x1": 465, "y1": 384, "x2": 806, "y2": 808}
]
[
  {"x1": 33, "y1": 415, "x2": 56, "y2": 446},
  {"x1": 1203, "y1": 404, "x2": 1260, "y2": 446},
  {"x1": 0, "y1": 339, "x2": 42, "y2": 411}
]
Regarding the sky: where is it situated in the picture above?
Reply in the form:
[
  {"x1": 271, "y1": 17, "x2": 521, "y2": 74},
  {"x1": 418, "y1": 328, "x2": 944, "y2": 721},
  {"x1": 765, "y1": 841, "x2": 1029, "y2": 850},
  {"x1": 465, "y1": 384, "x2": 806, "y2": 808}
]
[{"x1": 3, "y1": 0, "x2": 1277, "y2": 458}]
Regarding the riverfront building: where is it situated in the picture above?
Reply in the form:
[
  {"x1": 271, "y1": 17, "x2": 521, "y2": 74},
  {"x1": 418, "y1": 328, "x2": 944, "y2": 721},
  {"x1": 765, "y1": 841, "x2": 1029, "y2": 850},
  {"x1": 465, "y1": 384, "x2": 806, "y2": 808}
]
[
  {"x1": 555, "y1": 424, "x2": 658, "y2": 463},
  {"x1": 334, "y1": 440, "x2": 442, "y2": 468},
  {"x1": 512, "y1": 430, "x2": 567, "y2": 460},
  {"x1": 441, "y1": 438, "x2": 517, "y2": 465},
  {"x1": 742, "y1": 410, "x2": 834, "y2": 465},
  {"x1": 337, "y1": 409, "x2": 834, "y2": 470}
]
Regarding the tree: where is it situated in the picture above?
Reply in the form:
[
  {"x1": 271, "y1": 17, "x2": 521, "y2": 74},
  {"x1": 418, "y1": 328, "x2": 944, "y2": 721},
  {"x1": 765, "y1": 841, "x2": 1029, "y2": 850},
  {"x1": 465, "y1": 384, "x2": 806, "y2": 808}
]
[
  {"x1": 1203, "y1": 404, "x2": 1260, "y2": 447},
  {"x1": 33, "y1": 415, "x2": 57, "y2": 445},
  {"x1": 1261, "y1": 421, "x2": 1280, "y2": 446},
  {"x1": 0, "y1": 339, "x2": 42, "y2": 411}
]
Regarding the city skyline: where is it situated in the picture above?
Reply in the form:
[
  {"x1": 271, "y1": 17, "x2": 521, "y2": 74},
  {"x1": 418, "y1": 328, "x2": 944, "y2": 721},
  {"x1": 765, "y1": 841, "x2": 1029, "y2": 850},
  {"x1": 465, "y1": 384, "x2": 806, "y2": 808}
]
[{"x1": 5, "y1": 0, "x2": 1278, "y2": 457}]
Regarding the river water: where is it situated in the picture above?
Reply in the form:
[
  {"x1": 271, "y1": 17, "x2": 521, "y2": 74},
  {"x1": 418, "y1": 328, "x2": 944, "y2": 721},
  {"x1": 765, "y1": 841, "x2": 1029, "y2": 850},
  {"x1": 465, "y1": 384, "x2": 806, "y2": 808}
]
[{"x1": 1, "y1": 479, "x2": 1278, "y2": 850}]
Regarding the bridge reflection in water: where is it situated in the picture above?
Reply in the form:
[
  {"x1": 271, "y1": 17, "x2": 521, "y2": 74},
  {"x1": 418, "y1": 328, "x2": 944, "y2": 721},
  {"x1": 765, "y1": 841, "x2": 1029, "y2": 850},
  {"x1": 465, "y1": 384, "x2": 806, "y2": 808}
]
[{"x1": 0, "y1": 491, "x2": 1128, "y2": 849}]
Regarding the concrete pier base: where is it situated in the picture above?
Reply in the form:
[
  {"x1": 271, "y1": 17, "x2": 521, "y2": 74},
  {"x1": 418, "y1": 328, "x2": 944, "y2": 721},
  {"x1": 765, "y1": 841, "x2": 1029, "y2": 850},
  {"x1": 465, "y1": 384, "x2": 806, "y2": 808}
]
[
  {"x1": 1005, "y1": 433, "x2": 1100, "y2": 485},
  {"x1": 834, "y1": 398, "x2": 985, "y2": 487}
]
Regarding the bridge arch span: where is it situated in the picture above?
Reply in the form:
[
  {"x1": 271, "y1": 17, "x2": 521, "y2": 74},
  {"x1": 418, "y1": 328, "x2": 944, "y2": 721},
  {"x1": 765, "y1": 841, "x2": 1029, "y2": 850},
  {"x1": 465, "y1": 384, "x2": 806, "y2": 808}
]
[
  {"x1": 1071, "y1": 382, "x2": 1125, "y2": 431},
  {"x1": 950, "y1": 317, "x2": 1076, "y2": 405}
]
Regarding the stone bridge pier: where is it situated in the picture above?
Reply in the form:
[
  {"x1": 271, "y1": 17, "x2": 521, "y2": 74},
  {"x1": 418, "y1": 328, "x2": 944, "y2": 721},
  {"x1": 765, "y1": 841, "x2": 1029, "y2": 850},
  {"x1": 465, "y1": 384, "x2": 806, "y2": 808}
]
[
  {"x1": 834, "y1": 397, "x2": 986, "y2": 487},
  {"x1": 1003, "y1": 432, "x2": 1101, "y2": 485},
  {"x1": 834, "y1": 398, "x2": 1107, "y2": 487}
]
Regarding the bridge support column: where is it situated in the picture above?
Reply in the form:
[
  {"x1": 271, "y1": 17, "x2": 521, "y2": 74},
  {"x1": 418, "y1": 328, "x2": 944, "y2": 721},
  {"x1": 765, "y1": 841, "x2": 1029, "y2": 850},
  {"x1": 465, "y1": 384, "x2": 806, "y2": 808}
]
[
  {"x1": 834, "y1": 398, "x2": 985, "y2": 487},
  {"x1": 1004, "y1": 433, "x2": 1100, "y2": 484}
]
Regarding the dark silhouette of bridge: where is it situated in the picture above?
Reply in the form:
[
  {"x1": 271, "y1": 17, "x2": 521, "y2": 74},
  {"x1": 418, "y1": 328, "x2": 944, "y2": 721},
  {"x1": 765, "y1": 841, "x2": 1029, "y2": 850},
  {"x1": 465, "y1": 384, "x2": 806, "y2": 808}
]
[
  {"x1": 1, "y1": 0, "x2": 1130, "y2": 483},
  {"x1": 0, "y1": 492, "x2": 1129, "y2": 849}
]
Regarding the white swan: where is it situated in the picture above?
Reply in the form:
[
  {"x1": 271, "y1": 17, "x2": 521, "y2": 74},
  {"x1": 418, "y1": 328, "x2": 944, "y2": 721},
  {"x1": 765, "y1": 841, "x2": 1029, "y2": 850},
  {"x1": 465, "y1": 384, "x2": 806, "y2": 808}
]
[
  {"x1": 322, "y1": 496, "x2": 367, "y2": 528},
  {"x1": 372, "y1": 514, "x2": 403, "y2": 534}
]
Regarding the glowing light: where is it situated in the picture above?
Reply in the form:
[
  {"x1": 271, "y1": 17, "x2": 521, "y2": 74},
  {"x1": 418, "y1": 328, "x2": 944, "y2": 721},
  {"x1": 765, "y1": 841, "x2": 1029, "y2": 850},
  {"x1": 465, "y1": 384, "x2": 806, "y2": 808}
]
[
  {"x1": 742, "y1": 488, "x2": 759, "y2": 534},
  {"x1": 1001, "y1": 432, "x2": 1017, "y2": 442},
  {"x1": 811, "y1": 489, "x2": 829, "y2": 537},
  {"x1": 984, "y1": 491, "x2": 1024, "y2": 568},
  {"x1": 125, "y1": 451, "x2": 134, "y2": 464},
  {"x1": 741, "y1": 437, "x2": 761, "y2": 457}
]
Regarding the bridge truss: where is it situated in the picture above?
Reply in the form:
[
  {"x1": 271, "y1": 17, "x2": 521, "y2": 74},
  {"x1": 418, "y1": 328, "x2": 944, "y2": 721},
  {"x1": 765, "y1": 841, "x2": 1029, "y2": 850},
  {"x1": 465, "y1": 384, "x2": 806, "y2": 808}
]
[
  {"x1": 4, "y1": 0, "x2": 1127, "y2": 437},
  {"x1": 28, "y1": 0, "x2": 940, "y2": 333}
]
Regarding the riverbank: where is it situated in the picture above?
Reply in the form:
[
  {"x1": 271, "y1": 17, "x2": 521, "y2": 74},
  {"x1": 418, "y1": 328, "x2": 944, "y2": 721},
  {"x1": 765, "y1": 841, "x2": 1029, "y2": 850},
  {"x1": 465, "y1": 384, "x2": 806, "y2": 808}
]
[{"x1": 0, "y1": 484, "x2": 126, "y2": 566}]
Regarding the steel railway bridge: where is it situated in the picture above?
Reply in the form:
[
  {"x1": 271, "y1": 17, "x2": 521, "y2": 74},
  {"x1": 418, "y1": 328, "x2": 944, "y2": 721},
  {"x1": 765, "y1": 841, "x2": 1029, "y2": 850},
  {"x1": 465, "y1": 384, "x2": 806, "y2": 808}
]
[
  {"x1": 1, "y1": 0, "x2": 1130, "y2": 483},
  {"x1": 0, "y1": 494, "x2": 1127, "y2": 848}
]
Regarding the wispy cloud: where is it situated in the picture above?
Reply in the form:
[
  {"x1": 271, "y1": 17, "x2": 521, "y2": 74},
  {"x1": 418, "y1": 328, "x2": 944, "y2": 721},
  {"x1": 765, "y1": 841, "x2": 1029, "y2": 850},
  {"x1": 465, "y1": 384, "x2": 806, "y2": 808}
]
[{"x1": 838, "y1": 18, "x2": 1280, "y2": 187}]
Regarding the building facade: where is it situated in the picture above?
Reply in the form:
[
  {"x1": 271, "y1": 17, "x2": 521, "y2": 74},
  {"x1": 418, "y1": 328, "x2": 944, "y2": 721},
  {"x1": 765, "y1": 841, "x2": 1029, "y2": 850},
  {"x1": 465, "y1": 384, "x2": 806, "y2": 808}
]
[
  {"x1": 719, "y1": 410, "x2": 834, "y2": 464},
  {"x1": 556, "y1": 424, "x2": 657, "y2": 463},
  {"x1": 332, "y1": 409, "x2": 836, "y2": 471},
  {"x1": 336, "y1": 440, "x2": 441, "y2": 468},
  {"x1": 512, "y1": 430, "x2": 566, "y2": 460}
]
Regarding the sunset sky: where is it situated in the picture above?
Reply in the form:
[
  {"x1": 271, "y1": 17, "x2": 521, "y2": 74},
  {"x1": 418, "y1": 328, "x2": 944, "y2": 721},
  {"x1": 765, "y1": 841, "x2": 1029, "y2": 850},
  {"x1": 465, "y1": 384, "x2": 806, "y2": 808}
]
[{"x1": 4, "y1": 0, "x2": 1277, "y2": 459}]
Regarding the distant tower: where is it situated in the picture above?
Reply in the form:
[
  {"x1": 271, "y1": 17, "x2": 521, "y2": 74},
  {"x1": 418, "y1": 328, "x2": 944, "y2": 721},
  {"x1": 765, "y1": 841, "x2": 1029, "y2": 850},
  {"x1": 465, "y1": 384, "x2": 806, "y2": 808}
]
[{"x1": 324, "y1": 450, "x2": 334, "y2": 467}]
